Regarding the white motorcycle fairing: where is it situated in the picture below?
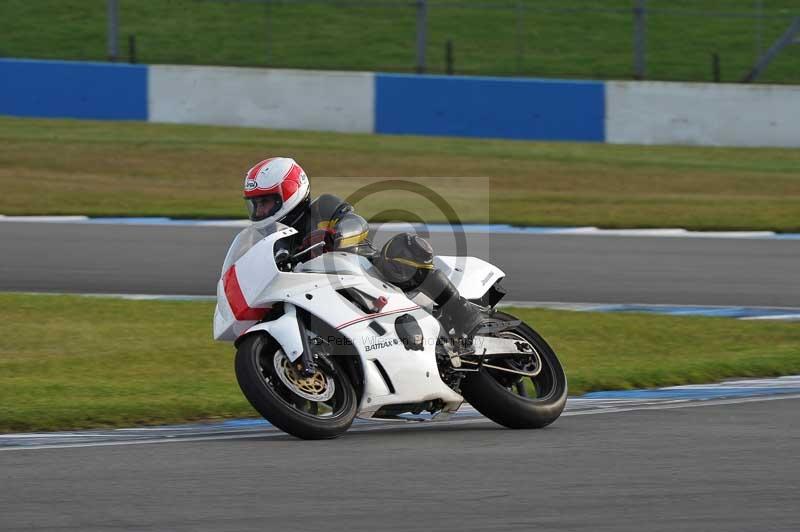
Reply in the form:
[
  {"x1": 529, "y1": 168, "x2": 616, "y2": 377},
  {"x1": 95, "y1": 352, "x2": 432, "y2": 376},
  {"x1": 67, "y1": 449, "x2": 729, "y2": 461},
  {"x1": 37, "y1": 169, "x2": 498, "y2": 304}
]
[
  {"x1": 433, "y1": 256, "x2": 504, "y2": 300},
  {"x1": 213, "y1": 223, "x2": 505, "y2": 419}
]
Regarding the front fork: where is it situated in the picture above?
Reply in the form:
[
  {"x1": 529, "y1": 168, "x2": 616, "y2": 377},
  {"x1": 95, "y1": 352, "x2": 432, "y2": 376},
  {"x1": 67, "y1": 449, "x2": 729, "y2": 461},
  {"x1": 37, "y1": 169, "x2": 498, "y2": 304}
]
[{"x1": 294, "y1": 306, "x2": 318, "y2": 377}]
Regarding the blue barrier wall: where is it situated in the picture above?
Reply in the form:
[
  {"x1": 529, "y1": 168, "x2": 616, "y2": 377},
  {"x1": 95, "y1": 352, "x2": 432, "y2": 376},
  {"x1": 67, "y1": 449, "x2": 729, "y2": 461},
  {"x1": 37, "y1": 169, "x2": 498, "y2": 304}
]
[
  {"x1": 375, "y1": 73, "x2": 605, "y2": 141},
  {"x1": 0, "y1": 59, "x2": 147, "y2": 120},
  {"x1": 3, "y1": 59, "x2": 797, "y2": 147}
]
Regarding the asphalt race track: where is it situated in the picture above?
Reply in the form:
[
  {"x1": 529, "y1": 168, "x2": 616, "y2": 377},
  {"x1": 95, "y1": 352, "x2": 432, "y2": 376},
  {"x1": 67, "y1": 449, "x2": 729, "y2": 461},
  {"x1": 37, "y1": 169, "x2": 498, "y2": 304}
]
[
  {"x1": 2, "y1": 221, "x2": 799, "y2": 531},
  {"x1": 1, "y1": 221, "x2": 799, "y2": 306},
  {"x1": 2, "y1": 397, "x2": 798, "y2": 532}
]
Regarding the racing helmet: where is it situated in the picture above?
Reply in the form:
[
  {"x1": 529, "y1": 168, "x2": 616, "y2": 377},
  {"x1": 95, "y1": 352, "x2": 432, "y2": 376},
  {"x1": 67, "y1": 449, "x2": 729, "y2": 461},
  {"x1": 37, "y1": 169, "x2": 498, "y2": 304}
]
[{"x1": 243, "y1": 157, "x2": 310, "y2": 225}]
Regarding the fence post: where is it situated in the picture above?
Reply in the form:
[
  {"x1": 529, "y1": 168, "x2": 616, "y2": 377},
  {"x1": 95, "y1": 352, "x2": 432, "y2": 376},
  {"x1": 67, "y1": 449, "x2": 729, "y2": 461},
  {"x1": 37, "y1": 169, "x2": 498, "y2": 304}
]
[
  {"x1": 712, "y1": 52, "x2": 720, "y2": 82},
  {"x1": 633, "y1": 0, "x2": 647, "y2": 80},
  {"x1": 128, "y1": 35, "x2": 137, "y2": 64},
  {"x1": 415, "y1": 0, "x2": 428, "y2": 74},
  {"x1": 445, "y1": 39, "x2": 454, "y2": 75},
  {"x1": 755, "y1": 0, "x2": 764, "y2": 58},
  {"x1": 107, "y1": 0, "x2": 119, "y2": 62},
  {"x1": 265, "y1": 0, "x2": 273, "y2": 66},
  {"x1": 515, "y1": 0, "x2": 524, "y2": 74}
]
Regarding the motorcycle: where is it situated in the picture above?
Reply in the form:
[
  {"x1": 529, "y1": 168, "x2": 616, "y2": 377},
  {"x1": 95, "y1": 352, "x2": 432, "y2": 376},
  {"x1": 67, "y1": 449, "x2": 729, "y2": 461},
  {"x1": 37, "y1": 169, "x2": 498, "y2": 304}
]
[{"x1": 213, "y1": 220, "x2": 567, "y2": 439}]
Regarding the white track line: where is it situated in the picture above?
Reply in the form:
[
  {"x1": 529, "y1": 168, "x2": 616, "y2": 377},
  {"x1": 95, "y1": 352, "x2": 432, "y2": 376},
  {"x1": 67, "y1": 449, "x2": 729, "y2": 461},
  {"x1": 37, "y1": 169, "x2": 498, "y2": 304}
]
[
  {"x1": 2, "y1": 215, "x2": 799, "y2": 240},
  {"x1": 502, "y1": 300, "x2": 800, "y2": 311},
  {"x1": 3, "y1": 393, "x2": 798, "y2": 453},
  {"x1": 7, "y1": 293, "x2": 800, "y2": 321}
]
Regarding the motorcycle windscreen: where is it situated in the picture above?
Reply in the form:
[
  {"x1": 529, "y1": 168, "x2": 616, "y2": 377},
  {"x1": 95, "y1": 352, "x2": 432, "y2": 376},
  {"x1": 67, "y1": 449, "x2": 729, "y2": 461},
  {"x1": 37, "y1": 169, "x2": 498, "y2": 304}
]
[
  {"x1": 215, "y1": 222, "x2": 293, "y2": 341},
  {"x1": 220, "y1": 220, "x2": 285, "y2": 275}
]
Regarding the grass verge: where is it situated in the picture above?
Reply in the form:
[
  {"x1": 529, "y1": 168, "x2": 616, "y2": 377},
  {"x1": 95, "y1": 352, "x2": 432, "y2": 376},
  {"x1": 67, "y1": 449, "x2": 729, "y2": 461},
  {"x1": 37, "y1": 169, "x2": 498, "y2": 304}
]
[
  {"x1": 2, "y1": 117, "x2": 800, "y2": 231},
  {"x1": 1, "y1": 293, "x2": 798, "y2": 433},
  {"x1": 2, "y1": 0, "x2": 800, "y2": 83}
]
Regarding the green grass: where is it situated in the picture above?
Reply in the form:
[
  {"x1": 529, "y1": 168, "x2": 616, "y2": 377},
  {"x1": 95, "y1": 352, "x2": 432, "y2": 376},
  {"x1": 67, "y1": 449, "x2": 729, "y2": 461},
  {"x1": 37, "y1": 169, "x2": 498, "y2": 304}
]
[
  {"x1": 1, "y1": 293, "x2": 799, "y2": 432},
  {"x1": 1, "y1": 116, "x2": 800, "y2": 231},
  {"x1": 1, "y1": 0, "x2": 800, "y2": 83}
]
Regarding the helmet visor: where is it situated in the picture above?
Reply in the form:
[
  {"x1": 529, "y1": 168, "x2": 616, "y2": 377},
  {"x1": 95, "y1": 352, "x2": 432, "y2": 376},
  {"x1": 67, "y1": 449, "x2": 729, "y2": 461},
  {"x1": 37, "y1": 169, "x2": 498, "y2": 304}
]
[{"x1": 245, "y1": 194, "x2": 283, "y2": 221}]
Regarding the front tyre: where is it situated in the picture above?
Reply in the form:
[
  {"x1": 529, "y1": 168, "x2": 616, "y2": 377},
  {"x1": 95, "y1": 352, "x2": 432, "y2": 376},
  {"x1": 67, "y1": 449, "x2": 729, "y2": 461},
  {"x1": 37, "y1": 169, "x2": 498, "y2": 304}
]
[
  {"x1": 235, "y1": 334, "x2": 357, "y2": 440},
  {"x1": 459, "y1": 311, "x2": 567, "y2": 429}
]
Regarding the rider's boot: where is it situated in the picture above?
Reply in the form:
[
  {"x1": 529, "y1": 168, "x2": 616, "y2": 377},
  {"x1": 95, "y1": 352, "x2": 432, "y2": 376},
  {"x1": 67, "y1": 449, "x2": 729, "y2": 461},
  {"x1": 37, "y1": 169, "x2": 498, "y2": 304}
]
[
  {"x1": 419, "y1": 269, "x2": 484, "y2": 355},
  {"x1": 438, "y1": 295, "x2": 484, "y2": 355}
]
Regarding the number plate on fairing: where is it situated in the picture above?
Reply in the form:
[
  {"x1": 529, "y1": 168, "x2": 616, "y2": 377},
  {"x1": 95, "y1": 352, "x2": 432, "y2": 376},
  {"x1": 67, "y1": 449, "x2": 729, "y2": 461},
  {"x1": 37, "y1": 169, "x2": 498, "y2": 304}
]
[{"x1": 472, "y1": 336, "x2": 534, "y2": 356}]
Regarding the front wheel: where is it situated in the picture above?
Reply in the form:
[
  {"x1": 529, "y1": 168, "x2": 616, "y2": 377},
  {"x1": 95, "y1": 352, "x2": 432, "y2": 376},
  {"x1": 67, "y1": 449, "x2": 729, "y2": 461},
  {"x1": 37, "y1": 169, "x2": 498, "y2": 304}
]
[
  {"x1": 459, "y1": 311, "x2": 567, "y2": 429},
  {"x1": 235, "y1": 334, "x2": 357, "y2": 440}
]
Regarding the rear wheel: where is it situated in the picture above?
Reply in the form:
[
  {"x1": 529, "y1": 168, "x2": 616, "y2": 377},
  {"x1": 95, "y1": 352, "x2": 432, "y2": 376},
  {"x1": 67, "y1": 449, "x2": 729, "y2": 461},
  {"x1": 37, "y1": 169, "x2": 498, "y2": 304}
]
[
  {"x1": 235, "y1": 334, "x2": 357, "y2": 439},
  {"x1": 459, "y1": 311, "x2": 567, "y2": 429}
]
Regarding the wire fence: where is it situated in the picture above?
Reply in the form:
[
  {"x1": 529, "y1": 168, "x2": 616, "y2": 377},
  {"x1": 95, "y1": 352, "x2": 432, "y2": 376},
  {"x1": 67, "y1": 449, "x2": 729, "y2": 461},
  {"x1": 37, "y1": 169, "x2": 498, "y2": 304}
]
[{"x1": 3, "y1": 0, "x2": 800, "y2": 83}]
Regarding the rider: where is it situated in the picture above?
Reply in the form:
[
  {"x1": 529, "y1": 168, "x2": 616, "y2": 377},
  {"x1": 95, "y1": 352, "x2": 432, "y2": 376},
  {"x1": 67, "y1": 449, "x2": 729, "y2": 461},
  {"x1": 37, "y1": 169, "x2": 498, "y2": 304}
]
[{"x1": 242, "y1": 156, "x2": 484, "y2": 346}]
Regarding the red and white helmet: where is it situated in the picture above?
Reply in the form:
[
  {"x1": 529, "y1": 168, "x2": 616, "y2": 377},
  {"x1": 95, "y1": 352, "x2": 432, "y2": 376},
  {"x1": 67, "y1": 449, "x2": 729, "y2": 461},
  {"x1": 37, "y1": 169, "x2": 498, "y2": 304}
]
[{"x1": 243, "y1": 157, "x2": 310, "y2": 224}]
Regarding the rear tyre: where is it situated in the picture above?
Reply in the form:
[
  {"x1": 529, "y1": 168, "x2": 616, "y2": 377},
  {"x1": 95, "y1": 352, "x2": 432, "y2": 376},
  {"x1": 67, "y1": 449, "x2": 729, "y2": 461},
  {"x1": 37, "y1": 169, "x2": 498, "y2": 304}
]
[
  {"x1": 235, "y1": 334, "x2": 357, "y2": 440},
  {"x1": 459, "y1": 311, "x2": 567, "y2": 429}
]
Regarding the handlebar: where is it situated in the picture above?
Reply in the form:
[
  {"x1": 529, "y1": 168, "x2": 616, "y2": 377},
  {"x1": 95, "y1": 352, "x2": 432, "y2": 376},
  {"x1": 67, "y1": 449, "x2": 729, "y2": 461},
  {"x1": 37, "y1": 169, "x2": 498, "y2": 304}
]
[
  {"x1": 274, "y1": 241, "x2": 326, "y2": 267},
  {"x1": 291, "y1": 241, "x2": 326, "y2": 261}
]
